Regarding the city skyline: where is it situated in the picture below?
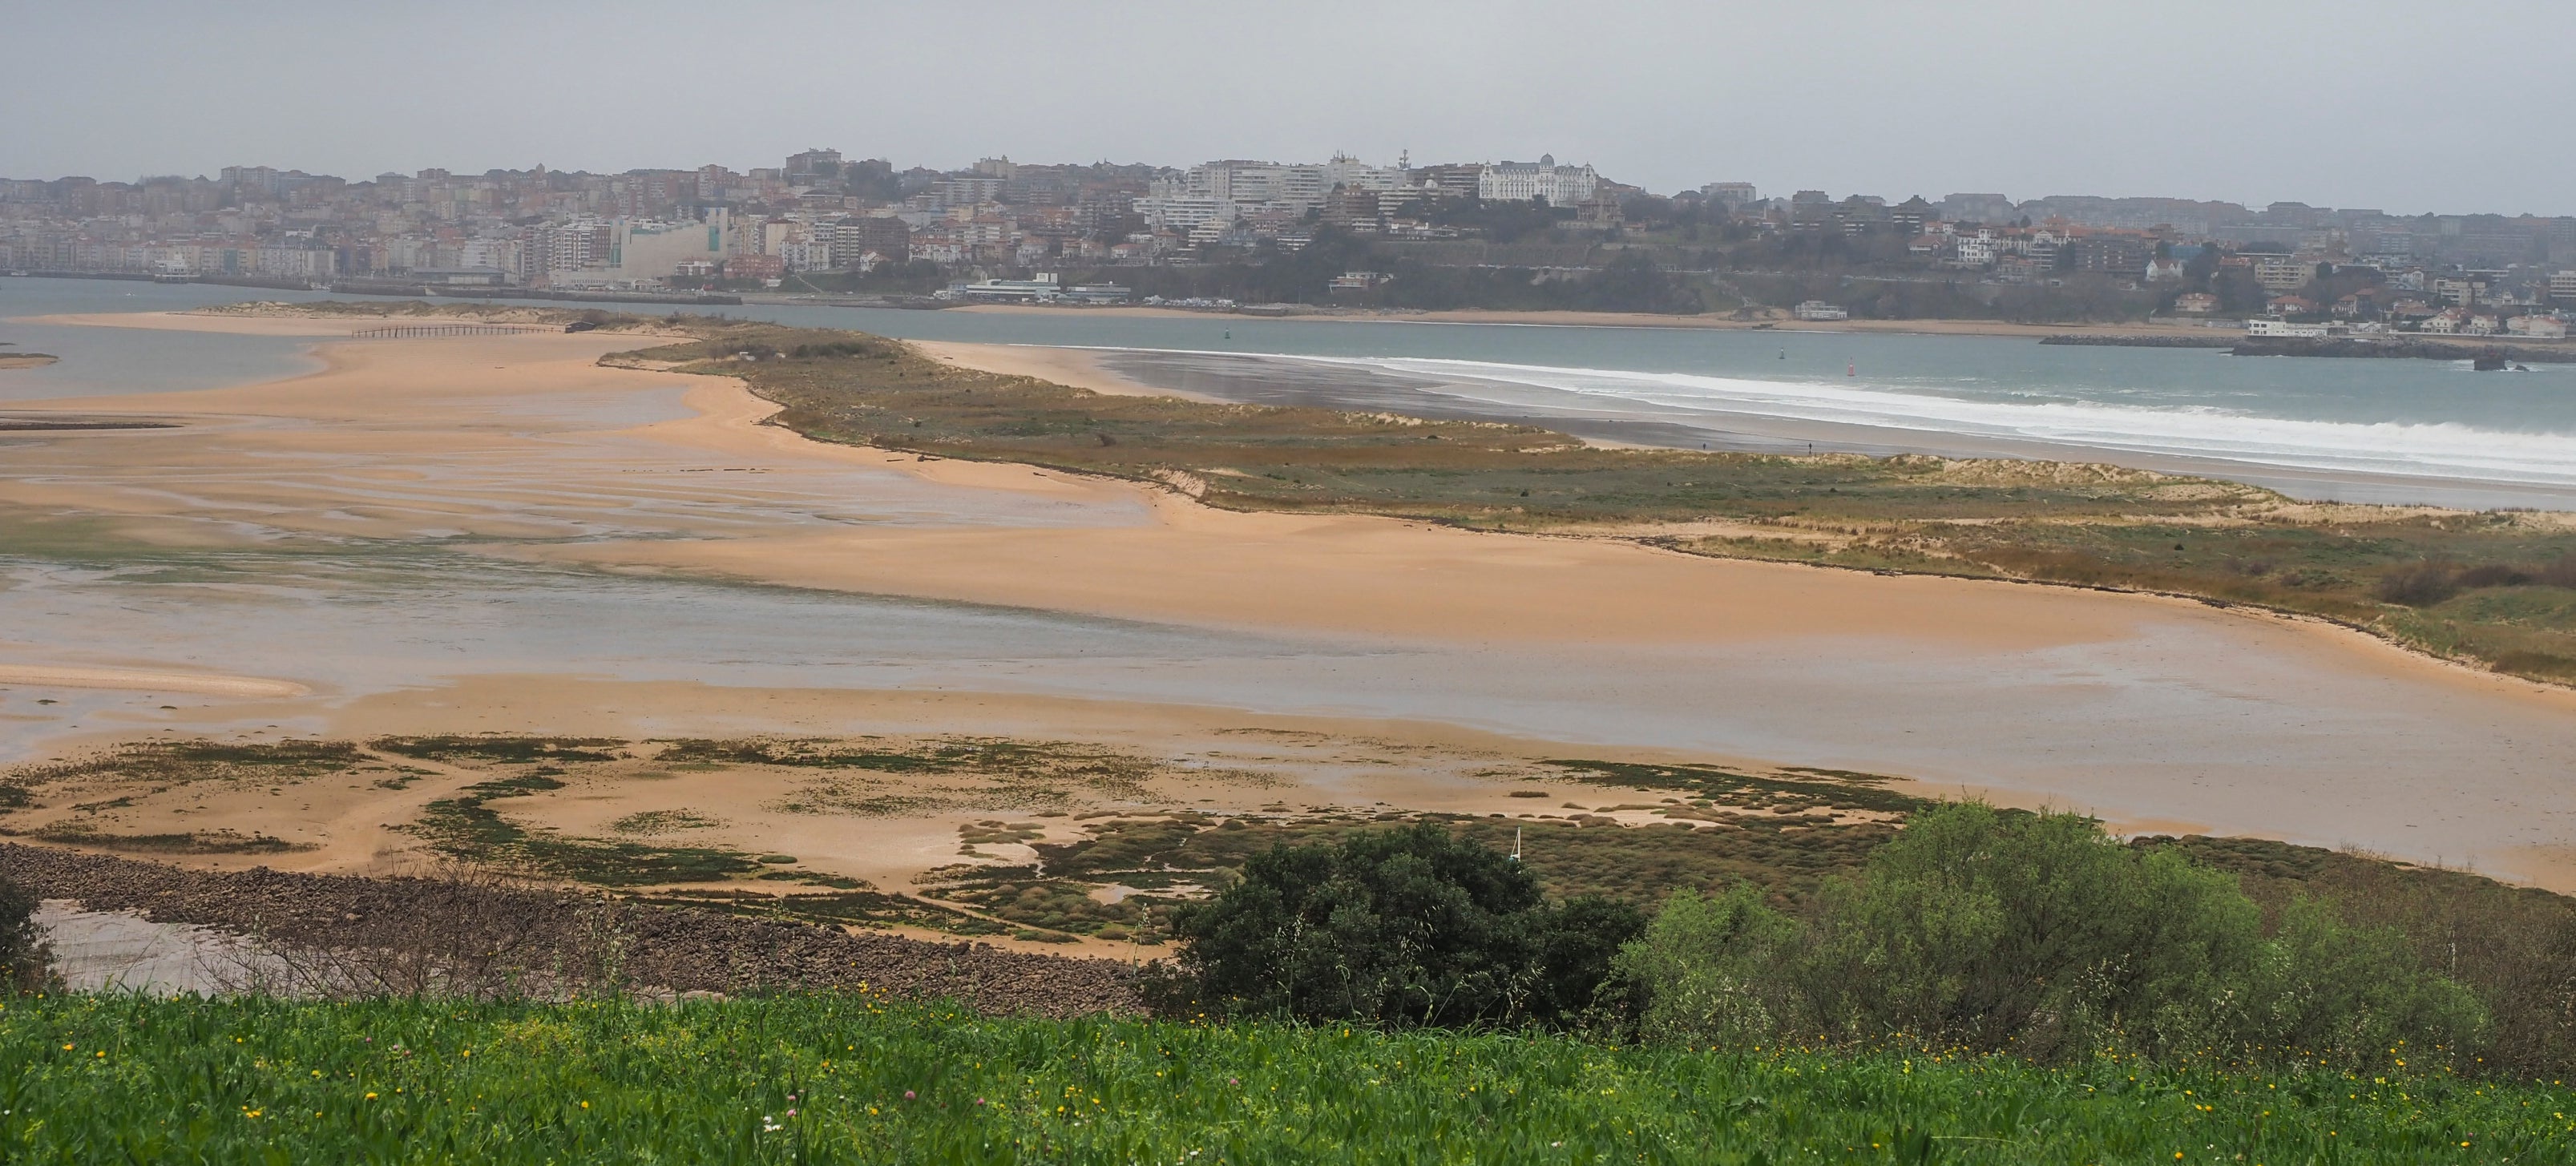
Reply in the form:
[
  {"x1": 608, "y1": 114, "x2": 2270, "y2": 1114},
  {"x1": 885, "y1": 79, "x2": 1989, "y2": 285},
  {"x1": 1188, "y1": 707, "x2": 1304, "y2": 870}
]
[
  {"x1": 12, "y1": 0, "x2": 2576, "y2": 218},
  {"x1": 10, "y1": 147, "x2": 2568, "y2": 227}
]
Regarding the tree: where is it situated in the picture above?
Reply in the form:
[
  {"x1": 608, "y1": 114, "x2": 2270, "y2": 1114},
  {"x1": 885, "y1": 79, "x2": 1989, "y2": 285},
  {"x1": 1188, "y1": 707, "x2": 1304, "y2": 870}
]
[
  {"x1": 1529, "y1": 894, "x2": 1649, "y2": 1024},
  {"x1": 2214, "y1": 266, "x2": 2268, "y2": 315},
  {"x1": 1173, "y1": 824, "x2": 1641, "y2": 1027},
  {"x1": 1565, "y1": 252, "x2": 1703, "y2": 314}
]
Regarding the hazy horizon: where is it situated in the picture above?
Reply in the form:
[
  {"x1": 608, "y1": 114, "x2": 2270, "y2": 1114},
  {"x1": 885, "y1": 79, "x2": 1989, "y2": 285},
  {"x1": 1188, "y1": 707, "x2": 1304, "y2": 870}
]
[{"x1": 11, "y1": 0, "x2": 2576, "y2": 217}]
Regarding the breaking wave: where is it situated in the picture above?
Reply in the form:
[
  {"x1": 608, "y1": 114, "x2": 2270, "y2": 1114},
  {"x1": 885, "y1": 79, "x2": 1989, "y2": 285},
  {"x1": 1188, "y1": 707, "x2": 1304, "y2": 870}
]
[{"x1": 1293, "y1": 355, "x2": 2576, "y2": 487}]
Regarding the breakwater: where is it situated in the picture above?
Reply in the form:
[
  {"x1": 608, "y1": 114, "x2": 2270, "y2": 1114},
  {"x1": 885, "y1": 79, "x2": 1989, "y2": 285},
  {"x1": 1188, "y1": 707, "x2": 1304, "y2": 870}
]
[
  {"x1": 2231, "y1": 337, "x2": 2574, "y2": 364},
  {"x1": 2039, "y1": 333, "x2": 2237, "y2": 349}
]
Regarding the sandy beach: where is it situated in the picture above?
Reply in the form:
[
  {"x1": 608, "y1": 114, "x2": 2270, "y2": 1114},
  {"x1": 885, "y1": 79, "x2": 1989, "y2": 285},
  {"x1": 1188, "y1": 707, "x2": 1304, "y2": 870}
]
[
  {"x1": 9, "y1": 310, "x2": 2576, "y2": 895},
  {"x1": 910, "y1": 339, "x2": 1209, "y2": 399}
]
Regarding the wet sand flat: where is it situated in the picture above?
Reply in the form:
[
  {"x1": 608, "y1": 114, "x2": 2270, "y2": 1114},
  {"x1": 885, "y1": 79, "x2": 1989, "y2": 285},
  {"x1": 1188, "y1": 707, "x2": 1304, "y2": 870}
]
[
  {"x1": 6, "y1": 313, "x2": 2576, "y2": 889},
  {"x1": 909, "y1": 339, "x2": 1211, "y2": 401}
]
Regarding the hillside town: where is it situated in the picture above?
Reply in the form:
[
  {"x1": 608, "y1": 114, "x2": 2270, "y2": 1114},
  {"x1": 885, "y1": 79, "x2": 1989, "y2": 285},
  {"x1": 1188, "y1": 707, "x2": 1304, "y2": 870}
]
[{"x1": 5, "y1": 149, "x2": 2574, "y2": 333}]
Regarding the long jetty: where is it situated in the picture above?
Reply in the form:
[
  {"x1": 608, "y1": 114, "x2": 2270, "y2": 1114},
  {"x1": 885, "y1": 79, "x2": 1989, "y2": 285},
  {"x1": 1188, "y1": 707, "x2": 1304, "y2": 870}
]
[{"x1": 350, "y1": 323, "x2": 555, "y2": 339}]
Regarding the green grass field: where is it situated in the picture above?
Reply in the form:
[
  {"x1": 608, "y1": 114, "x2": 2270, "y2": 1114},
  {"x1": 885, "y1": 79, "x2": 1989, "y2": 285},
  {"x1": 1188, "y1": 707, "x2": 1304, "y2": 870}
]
[{"x1": 5, "y1": 992, "x2": 2569, "y2": 1164}]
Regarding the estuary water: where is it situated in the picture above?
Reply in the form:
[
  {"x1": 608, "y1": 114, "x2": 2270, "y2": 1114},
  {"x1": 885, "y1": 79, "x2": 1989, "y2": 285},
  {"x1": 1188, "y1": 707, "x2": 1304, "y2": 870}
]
[
  {"x1": 10, "y1": 276, "x2": 2576, "y2": 882},
  {"x1": 0, "y1": 279, "x2": 332, "y2": 400}
]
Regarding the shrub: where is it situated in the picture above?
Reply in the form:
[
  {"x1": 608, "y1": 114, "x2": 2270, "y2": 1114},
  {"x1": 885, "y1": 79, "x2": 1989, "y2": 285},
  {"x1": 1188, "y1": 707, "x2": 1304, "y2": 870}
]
[
  {"x1": 1615, "y1": 803, "x2": 2488, "y2": 1069},
  {"x1": 1612, "y1": 886, "x2": 1794, "y2": 1044},
  {"x1": 2243, "y1": 895, "x2": 2486, "y2": 1067},
  {"x1": 2376, "y1": 562, "x2": 2458, "y2": 606},
  {"x1": 1528, "y1": 894, "x2": 1649, "y2": 1025},
  {"x1": 1172, "y1": 824, "x2": 1641, "y2": 1027},
  {"x1": 2182, "y1": 836, "x2": 2576, "y2": 1079},
  {"x1": 1, "y1": 874, "x2": 52, "y2": 994},
  {"x1": 2453, "y1": 563, "x2": 2531, "y2": 589},
  {"x1": 2534, "y1": 557, "x2": 2576, "y2": 589},
  {"x1": 1791, "y1": 804, "x2": 2263, "y2": 1059}
]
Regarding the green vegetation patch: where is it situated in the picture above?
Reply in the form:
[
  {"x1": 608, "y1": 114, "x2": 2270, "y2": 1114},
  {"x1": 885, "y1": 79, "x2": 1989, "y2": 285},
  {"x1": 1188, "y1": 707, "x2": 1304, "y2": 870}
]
[
  {"x1": 13, "y1": 984, "x2": 2563, "y2": 1163},
  {"x1": 660, "y1": 736, "x2": 1153, "y2": 793},
  {"x1": 1542, "y1": 758, "x2": 1928, "y2": 815},
  {"x1": 635, "y1": 887, "x2": 1001, "y2": 934},
  {"x1": 405, "y1": 773, "x2": 761, "y2": 886},
  {"x1": 657, "y1": 737, "x2": 1167, "y2": 817},
  {"x1": 677, "y1": 324, "x2": 2243, "y2": 530},
  {"x1": 369, "y1": 736, "x2": 627, "y2": 765},
  {"x1": 16, "y1": 825, "x2": 311, "y2": 854},
  {"x1": 607, "y1": 809, "x2": 722, "y2": 835},
  {"x1": 7, "y1": 738, "x2": 364, "y2": 787},
  {"x1": 942, "y1": 878, "x2": 1139, "y2": 940},
  {"x1": 2141, "y1": 833, "x2": 2576, "y2": 1081},
  {"x1": 957, "y1": 821, "x2": 1047, "y2": 845},
  {"x1": 922, "y1": 806, "x2": 1903, "y2": 941}
]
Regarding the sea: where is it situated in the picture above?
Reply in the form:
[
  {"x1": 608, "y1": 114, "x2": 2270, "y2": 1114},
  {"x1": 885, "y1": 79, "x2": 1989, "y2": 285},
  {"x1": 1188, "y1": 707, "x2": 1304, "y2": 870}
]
[{"x1": 10, "y1": 276, "x2": 2575, "y2": 507}]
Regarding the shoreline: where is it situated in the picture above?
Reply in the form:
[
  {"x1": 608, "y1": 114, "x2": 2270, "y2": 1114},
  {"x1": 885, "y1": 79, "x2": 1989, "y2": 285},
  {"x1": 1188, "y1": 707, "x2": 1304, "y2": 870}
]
[
  {"x1": 941, "y1": 301, "x2": 2256, "y2": 340},
  {"x1": 11, "y1": 309, "x2": 2576, "y2": 891},
  {"x1": 927, "y1": 341, "x2": 2576, "y2": 513},
  {"x1": 906, "y1": 339, "x2": 1209, "y2": 400},
  {"x1": 942, "y1": 301, "x2": 2576, "y2": 355}
]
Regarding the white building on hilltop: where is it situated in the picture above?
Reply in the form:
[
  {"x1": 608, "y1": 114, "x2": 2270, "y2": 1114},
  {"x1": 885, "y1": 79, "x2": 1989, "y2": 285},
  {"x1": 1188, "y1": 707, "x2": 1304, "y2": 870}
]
[
  {"x1": 1137, "y1": 156, "x2": 1408, "y2": 229},
  {"x1": 1477, "y1": 155, "x2": 1599, "y2": 205}
]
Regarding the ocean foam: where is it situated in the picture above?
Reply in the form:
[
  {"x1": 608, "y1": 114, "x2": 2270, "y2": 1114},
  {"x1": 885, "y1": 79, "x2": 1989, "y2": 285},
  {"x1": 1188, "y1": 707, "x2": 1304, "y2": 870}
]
[{"x1": 1292, "y1": 354, "x2": 2576, "y2": 487}]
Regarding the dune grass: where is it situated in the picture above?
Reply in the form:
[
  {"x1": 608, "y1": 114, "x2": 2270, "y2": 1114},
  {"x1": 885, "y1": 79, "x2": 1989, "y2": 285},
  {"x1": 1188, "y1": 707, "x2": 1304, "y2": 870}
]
[{"x1": 5, "y1": 991, "x2": 2570, "y2": 1164}]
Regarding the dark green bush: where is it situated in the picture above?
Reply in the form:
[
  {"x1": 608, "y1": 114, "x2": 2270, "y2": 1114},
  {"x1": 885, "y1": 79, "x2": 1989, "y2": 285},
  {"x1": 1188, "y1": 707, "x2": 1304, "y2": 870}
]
[
  {"x1": 1172, "y1": 823, "x2": 1643, "y2": 1027},
  {"x1": 1, "y1": 874, "x2": 52, "y2": 994},
  {"x1": 2376, "y1": 562, "x2": 2459, "y2": 606}
]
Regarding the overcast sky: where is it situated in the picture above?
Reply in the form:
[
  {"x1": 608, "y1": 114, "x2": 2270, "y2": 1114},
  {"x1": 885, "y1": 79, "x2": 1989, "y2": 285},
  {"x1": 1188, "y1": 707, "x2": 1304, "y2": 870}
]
[{"x1": 12, "y1": 1, "x2": 2573, "y2": 216}]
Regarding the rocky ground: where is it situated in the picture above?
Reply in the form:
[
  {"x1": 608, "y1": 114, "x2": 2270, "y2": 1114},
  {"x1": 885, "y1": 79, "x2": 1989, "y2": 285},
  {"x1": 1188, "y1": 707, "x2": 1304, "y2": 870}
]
[{"x1": 1, "y1": 844, "x2": 1141, "y2": 1015}]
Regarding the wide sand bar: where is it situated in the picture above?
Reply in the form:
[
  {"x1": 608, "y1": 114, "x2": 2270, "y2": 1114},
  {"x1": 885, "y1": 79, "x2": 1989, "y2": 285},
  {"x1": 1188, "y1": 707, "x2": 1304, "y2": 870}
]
[{"x1": 4, "y1": 312, "x2": 2575, "y2": 888}]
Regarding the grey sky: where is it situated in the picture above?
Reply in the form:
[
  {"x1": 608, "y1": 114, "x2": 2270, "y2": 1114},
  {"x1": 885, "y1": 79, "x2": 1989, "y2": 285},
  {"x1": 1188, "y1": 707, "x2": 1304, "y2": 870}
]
[{"x1": 12, "y1": 0, "x2": 2574, "y2": 216}]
